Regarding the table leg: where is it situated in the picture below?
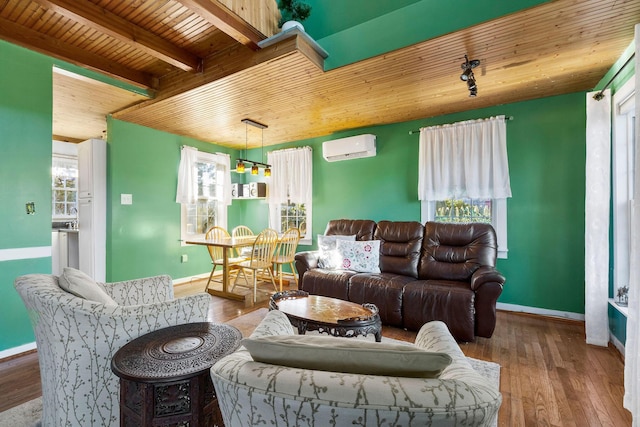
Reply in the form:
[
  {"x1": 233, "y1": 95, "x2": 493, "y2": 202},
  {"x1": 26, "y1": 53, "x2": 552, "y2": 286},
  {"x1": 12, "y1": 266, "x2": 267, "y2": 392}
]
[{"x1": 206, "y1": 247, "x2": 245, "y2": 301}]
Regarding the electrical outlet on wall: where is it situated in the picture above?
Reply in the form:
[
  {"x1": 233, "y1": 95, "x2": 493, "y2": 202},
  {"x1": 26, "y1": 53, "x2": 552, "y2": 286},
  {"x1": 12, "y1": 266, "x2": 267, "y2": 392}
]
[
  {"x1": 181, "y1": 254, "x2": 188, "y2": 263},
  {"x1": 121, "y1": 194, "x2": 133, "y2": 205}
]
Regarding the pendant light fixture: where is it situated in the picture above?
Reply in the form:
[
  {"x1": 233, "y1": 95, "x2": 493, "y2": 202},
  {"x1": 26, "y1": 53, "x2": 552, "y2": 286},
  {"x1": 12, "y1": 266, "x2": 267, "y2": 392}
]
[{"x1": 236, "y1": 118, "x2": 271, "y2": 175}]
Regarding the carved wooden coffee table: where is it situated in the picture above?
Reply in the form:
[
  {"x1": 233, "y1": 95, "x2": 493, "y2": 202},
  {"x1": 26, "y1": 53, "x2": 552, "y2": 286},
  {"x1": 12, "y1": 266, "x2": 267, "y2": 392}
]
[
  {"x1": 270, "y1": 290, "x2": 382, "y2": 342},
  {"x1": 111, "y1": 322, "x2": 242, "y2": 427}
]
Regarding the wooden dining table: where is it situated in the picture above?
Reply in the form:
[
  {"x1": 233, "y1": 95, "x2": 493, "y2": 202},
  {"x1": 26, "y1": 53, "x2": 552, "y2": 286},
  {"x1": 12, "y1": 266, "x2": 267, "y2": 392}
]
[{"x1": 186, "y1": 235, "x2": 257, "y2": 301}]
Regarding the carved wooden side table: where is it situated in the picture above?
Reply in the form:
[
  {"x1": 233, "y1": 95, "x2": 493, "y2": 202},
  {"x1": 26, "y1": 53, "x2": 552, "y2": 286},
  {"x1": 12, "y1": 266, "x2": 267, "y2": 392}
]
[{"x1": 111, "y1": 322, "x2": 242, "y2": 427}]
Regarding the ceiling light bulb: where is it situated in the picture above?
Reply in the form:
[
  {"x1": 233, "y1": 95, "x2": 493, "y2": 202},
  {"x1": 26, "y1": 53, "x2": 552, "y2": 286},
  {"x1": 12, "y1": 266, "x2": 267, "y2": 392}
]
[
  {"x1": 264, "y1": 167, "x2": 271, "y2": 177},
  {"x1": 251, "y1": 164, "x2": 259, "y2": 175},
  {"x1": 236, "y1": 160, "x2": 245, "y2": 173},
  {"x1": 460, "y1": 68, "x2": 472, "y2": 81}
]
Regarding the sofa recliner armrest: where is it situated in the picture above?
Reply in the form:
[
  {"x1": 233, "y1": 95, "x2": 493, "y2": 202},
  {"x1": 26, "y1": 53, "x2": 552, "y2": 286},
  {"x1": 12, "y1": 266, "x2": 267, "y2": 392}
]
[
  {"x1": 470, "y1": 266, "x2": 505, "y2": 338},
  {"x1": 294, "y1": 250, "x2": 321, "y2": 283},
  {"x1": 470, "y1": 266, "x2": 505, "y2": 291}
]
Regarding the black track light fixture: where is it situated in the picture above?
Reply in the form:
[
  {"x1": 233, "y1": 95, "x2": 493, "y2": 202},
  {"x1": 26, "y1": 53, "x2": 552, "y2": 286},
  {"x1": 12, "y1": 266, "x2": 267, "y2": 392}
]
[{"x1": 460, "y1": 55, "x2": 480, "y2": 97}]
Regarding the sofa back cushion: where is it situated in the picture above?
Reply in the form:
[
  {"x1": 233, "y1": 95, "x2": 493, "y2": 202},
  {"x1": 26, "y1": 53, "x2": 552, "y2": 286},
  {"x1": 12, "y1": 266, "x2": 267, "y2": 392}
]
[
  {"x1": 374, "y1": 221, "x2": 423, "y2": 278},
  {"x1": 325, "y1": 219, "x2": 376, "y2": 241},
  {"x1": 419, "y1": 222, "x2": 497, "y2": 281}
]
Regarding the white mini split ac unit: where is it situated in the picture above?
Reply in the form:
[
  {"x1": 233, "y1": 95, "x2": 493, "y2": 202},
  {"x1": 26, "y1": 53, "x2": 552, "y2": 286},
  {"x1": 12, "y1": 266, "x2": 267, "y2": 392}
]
[{"x1": 322, "y1": 134, "x2": 376, "y2": 162}]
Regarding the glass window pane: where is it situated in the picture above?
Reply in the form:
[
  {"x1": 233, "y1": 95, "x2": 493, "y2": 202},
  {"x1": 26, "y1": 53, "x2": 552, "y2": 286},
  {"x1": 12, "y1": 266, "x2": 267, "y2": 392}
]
[
  {"x1": 435, "y1": 198, "x2": 491, "y2": 224},
  {"x1": 197, "y1": 162, "x2": 217, "y2": 199}
]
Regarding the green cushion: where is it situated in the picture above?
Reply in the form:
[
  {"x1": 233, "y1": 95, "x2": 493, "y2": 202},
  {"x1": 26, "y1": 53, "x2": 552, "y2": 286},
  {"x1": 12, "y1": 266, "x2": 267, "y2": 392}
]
[
  {"x1": 242, "y1": 334, "x2": 452, "y2": 377},
  {"x1": 58, "y1": 267, "x2": 117, "y2": 306}
]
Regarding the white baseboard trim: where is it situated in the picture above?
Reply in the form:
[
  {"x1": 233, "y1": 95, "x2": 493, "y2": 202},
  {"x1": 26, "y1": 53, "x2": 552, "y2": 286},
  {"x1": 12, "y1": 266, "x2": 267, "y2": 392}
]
[
  {"x1": 0, "y1": 342, "x2": 36, "y2": 361},
  {"x1": 497, "y1": 302, "x2": 585, "y2": 321},
  {"x1": 173, "y1": 273, "x2": 211, "y2": 285},
  {"x1": 610, "y1": 332, "x2": 626, "y2": 358}
]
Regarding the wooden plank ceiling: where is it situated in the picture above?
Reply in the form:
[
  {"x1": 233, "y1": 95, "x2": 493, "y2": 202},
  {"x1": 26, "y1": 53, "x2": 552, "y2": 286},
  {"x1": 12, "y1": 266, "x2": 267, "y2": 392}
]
[{"x1": 1, "y1": 0, "x2": 639, "y2": 147}]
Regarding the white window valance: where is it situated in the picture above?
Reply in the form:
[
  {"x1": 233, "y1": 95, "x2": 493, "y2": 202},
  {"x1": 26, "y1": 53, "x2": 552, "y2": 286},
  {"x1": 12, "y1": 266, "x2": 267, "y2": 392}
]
[
  {"x1": 418, "y1": 115, "x2": 512, "y2": 201},
  {"x1": 266, "y1": 146, "x2": 312, "y2": 205}
]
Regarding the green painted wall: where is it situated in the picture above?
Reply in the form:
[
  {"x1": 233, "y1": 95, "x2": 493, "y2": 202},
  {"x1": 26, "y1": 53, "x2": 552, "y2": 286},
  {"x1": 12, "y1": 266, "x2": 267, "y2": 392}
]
[
  {"x1": 0, "y1": 40, "x2": 54, "y2": 350},
  {"x1": 108, "y1": 92, "x2": 587, "y2": 315},
  {"x1": 304, "y1": 0, "x2": 551, "y2": 70},
  {"x1": 0, "y1": 0, "x2": 631, "y2": 351},
  {"x1": 106, "y1": 118, "x2": 244, "y2": 282},
  {"x1": 609, "y1": 305, "x2": 627, "y2": 346},
  {"x1": 241, "y1": 92, "x2": 587, "y2": 315}
]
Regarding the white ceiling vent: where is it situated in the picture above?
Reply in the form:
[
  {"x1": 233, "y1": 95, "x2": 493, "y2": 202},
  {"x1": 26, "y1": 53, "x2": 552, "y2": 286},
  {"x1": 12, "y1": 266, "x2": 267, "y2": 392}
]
[{"x1": 322, "y1": 134, "x2": 377, "y2": 162}]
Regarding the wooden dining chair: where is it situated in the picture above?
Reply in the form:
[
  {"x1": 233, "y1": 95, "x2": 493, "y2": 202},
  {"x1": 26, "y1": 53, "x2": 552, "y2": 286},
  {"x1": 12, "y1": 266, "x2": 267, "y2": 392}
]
[
  {"x1": 231, "y1": 225, "x2": 254, "y2": 259},
  {"x1": 271, "y1": 228, "x2": 301, "y2": 291},
  {"x1": 233, "y1": 228, "x2": 279, "y2": 303},
  {"x1": 204, "y1": 226, "x2": 242, "y2": 292}
]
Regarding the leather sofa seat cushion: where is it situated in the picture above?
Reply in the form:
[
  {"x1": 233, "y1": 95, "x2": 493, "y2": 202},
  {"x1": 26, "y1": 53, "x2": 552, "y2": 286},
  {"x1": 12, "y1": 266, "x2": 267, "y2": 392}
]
[
  {"x1": 325, "y1": 219, "x2": 377, "y2": 241},
  {"x1": 402, "y1": 280, "x2": 475, "y2": 342},
  {"x1": 375, "y1": 220, "x2": 423, "y2": 278},
  {"x1": 348, "y1": 273, "x2": 415, "y2": 327},
  {"x1": 300, "y1": 269, "x2": 357, "y2": 301},
  {"x1": 419, "y1": 222, "x2": 498, "y2": 281}
]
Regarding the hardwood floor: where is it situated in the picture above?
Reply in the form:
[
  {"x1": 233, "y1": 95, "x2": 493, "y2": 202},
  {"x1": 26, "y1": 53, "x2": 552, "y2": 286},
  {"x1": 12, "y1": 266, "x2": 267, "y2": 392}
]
[{"x1": 1, "y1": 279, "x2": 631, "y2": 426}]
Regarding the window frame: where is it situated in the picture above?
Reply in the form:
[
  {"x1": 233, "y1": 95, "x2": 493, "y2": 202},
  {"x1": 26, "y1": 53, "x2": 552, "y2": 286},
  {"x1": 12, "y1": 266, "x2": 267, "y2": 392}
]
[
  {"x1": 180, "y1": 151, "x2": 228, "y2": 245},
  {"x1": 52, "y1": 153, "x2": 78, "y2": 221},
  {"x1": 269, "y1": 200, "x2": 312, "y2": 245},
  {"x1": 612, "y1": 76, "x2": 636, "y2": 293}
]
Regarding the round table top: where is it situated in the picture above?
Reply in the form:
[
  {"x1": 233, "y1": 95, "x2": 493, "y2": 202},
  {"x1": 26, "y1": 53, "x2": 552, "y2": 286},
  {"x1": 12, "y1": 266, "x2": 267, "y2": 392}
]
[
  {"x1": 270, "y1": 290, "x2": 379, "y2": 326},
  {"x1": 111, "y1": 322, "x2": 242, "y2": 382}
]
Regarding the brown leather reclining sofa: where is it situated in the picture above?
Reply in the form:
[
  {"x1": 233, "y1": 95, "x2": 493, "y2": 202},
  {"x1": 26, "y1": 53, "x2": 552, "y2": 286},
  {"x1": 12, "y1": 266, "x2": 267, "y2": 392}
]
[{"x1": 294, "y1": 219, "x2": 505, "y2": 342}]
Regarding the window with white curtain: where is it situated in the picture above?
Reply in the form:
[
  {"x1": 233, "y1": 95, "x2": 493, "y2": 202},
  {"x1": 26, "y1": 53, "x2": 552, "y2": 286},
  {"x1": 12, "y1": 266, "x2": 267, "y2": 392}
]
[
  {"x1": 613, "y1": 76, "x2": 636, "y2": 295},
  {"x1": 418, "y1": 116, "x2": 512, "y2": 258},
  {"x1": 267, "y1": 147, "x2": 313, "y2": 245},
  {"x1": 176, "y1": 147, "x2": 232, "y2": 244}
]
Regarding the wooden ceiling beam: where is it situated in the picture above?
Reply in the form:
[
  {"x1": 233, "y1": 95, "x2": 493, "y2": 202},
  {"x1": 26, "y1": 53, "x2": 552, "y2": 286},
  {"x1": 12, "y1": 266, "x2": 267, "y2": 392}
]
[
  {"x1": 115, "y1": 32, "x2": 325, "y2": 115},
  {"x1": 176, "y1": 0, "x2": 266, "y2": 50},
  {"x1": 0, "y1": 15, "x2": 155, "y2": 90},
  {"x1": 31, "y1": 0, "x2": 202, "y2": 72}
]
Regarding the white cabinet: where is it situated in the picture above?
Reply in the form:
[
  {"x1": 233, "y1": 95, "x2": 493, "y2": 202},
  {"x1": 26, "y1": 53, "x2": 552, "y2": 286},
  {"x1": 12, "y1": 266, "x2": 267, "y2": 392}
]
[
  {"x1": 52, "y1": 230, "x2": 79, "y2": 275},
  {"x1": 77, "y1": 139, "x2": 106, "y2": 282}
]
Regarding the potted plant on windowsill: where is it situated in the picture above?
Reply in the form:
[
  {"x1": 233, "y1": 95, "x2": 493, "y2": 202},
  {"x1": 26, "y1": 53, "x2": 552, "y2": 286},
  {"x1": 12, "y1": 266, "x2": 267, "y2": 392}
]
[{"x1": 278, "y1": 0, "x2": 312, "y2": 32}]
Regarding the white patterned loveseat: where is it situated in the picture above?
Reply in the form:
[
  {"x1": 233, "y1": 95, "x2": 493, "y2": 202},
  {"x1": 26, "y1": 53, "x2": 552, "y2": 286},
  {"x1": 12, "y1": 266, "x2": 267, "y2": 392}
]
[
  {"x1": 210, "y1": 310, "x2": 502, "y2": 426},
  {"x1": 14, "y1": 271, "x2": 211, "y2": 427}
]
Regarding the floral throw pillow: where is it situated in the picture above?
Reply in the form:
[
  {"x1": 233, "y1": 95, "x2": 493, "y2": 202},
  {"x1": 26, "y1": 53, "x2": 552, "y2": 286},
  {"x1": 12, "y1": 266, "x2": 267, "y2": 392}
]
[
  {"x1": 336, "y1": 239, "x2": 381, "y2": 273},
  {"x1": 317, "y1": 234, "x2": 356, "y2": 269}
]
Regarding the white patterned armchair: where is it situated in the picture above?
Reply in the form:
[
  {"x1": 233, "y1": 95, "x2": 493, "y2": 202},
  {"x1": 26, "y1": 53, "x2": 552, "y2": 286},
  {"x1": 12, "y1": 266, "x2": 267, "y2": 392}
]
[
  {"x1": 14, "y1": 273, "x2": 210, "y2": 427},
  {"x1": 211, "y1": 310, "x2": 501, "y2": 426}
]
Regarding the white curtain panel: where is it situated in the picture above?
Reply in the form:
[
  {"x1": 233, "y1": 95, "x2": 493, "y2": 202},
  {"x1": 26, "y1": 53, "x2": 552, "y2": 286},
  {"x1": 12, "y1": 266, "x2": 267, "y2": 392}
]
[
  {"x1": 584, "y1": 88, "x2": 612, "y2": 346},
  {"x1": 624, "y1": 22, "x2": 640, "y2": 426},
  {"x1": 175, "y1": 145, "x2": 198, "y2": 204},
  {"x1": 417, "y1": 115, "x2": 512, "y2": 201},
  {"x1": 266, "y1": 147, "x2": 312, "y2": 205}
]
